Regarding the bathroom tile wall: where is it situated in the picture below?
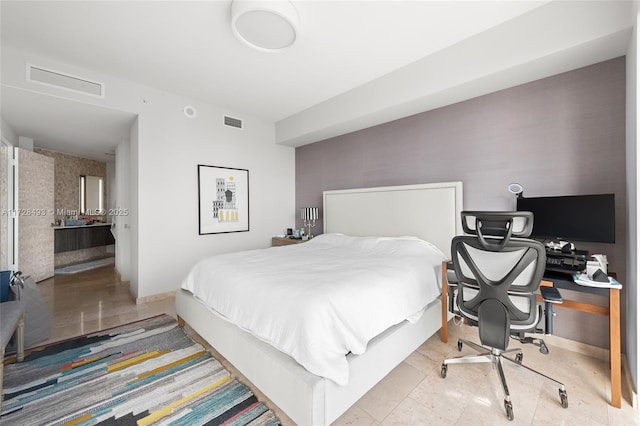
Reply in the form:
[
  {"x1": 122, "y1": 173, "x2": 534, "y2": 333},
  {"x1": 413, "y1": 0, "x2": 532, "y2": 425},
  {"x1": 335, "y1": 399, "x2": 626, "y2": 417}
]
[
  {"x1": 34, "y1": 149, "x2": 111, "y2": 267},
  {"x1": 34, "y1": 148, "x2": 107, "y2": 220}
]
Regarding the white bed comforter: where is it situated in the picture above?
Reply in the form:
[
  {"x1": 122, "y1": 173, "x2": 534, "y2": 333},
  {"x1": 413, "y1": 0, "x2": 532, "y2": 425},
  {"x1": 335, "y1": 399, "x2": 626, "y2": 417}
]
[{"x1": 181, "y1": 233, "x2": 446, "y2": 385}]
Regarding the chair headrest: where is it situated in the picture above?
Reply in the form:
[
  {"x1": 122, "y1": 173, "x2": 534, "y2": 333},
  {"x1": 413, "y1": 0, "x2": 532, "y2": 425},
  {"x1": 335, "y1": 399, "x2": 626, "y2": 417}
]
[{"x1": 460, "y1": 211, "x2": 534, "y2": 251}]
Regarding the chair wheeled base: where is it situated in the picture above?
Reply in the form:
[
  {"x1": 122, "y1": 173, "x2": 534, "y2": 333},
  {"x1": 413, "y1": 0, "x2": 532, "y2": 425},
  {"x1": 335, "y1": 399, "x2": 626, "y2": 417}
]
[{"x1": 441, "y1": 337, "x2": 568, "y2": 421}]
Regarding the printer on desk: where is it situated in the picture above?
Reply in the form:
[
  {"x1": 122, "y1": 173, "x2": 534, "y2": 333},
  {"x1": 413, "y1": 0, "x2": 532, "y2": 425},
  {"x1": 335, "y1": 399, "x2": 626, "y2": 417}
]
[
  {"x1": 544, "y1": 241, "x2": 610, "y2": 277},
  {"x1": 545, "y1": 246, "x2": 589, "y2": 274}
]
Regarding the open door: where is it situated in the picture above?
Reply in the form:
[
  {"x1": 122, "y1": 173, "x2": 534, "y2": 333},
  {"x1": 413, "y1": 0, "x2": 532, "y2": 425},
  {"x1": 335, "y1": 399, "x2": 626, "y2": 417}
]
[
  {"x1": 16, "y1": 148, "x2": 55, "y2": 281},
  {"x1": 0, "y1": 141, "x2": 13, "y2": 272}
]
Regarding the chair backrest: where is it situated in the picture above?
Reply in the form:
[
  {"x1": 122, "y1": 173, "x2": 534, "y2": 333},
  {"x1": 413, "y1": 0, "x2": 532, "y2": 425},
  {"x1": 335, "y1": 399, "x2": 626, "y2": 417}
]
[{"x1": 451, "y1": 211, "x2": 546, "y2": 350}]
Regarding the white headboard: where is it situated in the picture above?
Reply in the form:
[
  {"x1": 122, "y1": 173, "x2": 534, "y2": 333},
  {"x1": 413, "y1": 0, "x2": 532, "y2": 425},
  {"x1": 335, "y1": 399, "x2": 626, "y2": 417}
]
[{"x1": 323, "y1": 182, "x2": 463, "y2": 258}]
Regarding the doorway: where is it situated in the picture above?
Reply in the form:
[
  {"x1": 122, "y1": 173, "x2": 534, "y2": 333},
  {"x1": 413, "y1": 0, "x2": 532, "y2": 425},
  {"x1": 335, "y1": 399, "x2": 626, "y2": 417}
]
[{"x1": 0, "y1": 86, "x2": 137, "y2": 282}]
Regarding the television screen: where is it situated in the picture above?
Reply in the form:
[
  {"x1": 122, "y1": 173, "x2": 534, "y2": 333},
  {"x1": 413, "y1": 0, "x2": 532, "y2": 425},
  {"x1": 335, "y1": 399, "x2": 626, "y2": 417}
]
[{"x1": 516, "y1": 194, "x2": 615, "y2": 243}]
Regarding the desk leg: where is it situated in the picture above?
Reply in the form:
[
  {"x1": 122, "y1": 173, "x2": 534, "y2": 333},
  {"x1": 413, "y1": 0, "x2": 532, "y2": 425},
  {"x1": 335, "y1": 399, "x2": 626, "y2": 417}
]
[
  {"x1": 610, "y1": 288, "x2": 621, "y2": 408},
  {"x1": 544, "y1": 301, "x2": 554, "y2": 335},
  {"x1": 441, "y1": 261, "x2": 448, "y2": 343}
]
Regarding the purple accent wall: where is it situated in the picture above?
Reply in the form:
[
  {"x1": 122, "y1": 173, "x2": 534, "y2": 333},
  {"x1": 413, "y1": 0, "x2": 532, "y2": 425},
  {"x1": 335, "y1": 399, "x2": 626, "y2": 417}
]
[{"x1": 295, "y1": 57, "x2": 626, "y2": 349}]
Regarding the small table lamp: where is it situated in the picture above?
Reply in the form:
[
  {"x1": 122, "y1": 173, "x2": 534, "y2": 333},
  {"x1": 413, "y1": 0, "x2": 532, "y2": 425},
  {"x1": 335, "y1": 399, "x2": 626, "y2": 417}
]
[{"x1": 301, "y1": 207, "x2": 319, "y2": 238}]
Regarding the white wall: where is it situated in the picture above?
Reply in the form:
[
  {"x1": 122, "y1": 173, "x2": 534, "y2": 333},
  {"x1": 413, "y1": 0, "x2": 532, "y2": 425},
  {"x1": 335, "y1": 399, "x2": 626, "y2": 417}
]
[
  {"x1": 106, "y1": 159, "x2": 116, "y2": 255},
  {"x1": 134, "y1": 97, "x2": 295, "y2": 297},
  {"x1": 1, "y1": 46, "x2": 296, "y2": 299},
  {"x1": 1, "y1": 118, "x2": 18, "y2": 146},
  {"x1": 129, "y1": 117, "x2": 139, "y2": 296},
  {"x1": 106, "y1": 161, "x2": 116, "y2": 218},
  {"x1": 626, "y1": 2, "x2": 639, "y2": 393},
  {"x1": 115, "y1": 135, "x2": 131, "y2": 283},
  {"x1": 18, "y1": 136, "x2": 33, "y2": 151}
]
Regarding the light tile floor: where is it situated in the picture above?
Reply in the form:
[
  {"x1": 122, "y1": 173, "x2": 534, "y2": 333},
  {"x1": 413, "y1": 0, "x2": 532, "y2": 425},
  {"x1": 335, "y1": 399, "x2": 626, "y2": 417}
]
[{"x1": 37, "y1": 266, "x2": 639, "y2": 425}]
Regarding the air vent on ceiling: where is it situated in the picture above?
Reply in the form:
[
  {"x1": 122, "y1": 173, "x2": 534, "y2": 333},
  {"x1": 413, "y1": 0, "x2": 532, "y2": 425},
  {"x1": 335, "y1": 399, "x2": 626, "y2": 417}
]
[
  {"x1": 224, "y1": 115, "x2": 243, "y2": 129},
  {"x1": 27, "y1": 64, "x2": 104, "y2": 98}
]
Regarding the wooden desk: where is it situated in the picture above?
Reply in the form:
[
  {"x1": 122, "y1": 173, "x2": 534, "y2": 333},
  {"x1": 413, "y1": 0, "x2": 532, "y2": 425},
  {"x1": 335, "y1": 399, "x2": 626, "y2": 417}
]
[
  {"x1": 440, "y1": 263, "x2": 622, "y2": 408},
  {"x1": 538, "y1": 273, "x2": 621, "y2": 408}
]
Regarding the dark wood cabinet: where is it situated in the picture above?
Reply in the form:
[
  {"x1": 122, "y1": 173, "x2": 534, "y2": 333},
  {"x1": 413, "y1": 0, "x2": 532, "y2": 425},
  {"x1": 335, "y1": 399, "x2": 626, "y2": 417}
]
[{"x1": 54, "y1": 225, "x2": 115, "y2": 253}]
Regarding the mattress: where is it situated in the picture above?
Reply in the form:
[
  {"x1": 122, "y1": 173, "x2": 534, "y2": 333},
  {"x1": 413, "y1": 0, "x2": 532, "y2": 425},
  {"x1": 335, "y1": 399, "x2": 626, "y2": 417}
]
[{"x1": 181, "y1": 233, "x2": 446, "y2": 385}]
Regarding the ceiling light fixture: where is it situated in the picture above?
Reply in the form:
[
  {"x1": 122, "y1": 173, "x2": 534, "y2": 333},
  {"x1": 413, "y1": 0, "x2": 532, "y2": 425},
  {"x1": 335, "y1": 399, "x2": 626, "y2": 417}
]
[
  {"x1": 231, "y1": 0, "x2": 299, "y2": 52},
  {"x1": 183, "y1": 105, "x2": 197, "y2": 118}
]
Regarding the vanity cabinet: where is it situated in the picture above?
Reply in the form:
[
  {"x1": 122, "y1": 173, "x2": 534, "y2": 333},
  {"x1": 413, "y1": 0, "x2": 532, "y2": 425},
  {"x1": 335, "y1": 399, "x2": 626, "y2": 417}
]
[{"x1": 54, "y1": 224, "x2": 115, "y2": 253}]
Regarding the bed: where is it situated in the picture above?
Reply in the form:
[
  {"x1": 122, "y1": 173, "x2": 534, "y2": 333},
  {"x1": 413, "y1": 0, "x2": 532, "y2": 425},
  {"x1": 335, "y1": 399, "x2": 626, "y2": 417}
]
[{"x1": 176, "y1": 181, "x2": 463, "y2": 425}]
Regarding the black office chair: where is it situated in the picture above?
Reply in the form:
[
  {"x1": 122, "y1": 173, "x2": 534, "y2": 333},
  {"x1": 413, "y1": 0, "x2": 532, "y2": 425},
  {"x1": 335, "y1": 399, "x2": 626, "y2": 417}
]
[{"x1": 441, "y1": 211, "x2": 568, "y2": 421}]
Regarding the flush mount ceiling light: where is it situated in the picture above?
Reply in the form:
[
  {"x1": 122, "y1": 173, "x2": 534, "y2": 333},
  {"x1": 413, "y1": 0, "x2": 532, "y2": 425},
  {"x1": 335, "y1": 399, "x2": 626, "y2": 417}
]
[{"x1": 231, "y1": 0, "x2": 299, "y2": 52}]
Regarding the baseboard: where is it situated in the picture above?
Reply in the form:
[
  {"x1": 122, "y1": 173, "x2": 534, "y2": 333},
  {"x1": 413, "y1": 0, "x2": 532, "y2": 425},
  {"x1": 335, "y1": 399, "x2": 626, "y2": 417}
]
[
  {"x1": 622, "y1": 354, "x2": 639, "y2": 410},
  {"x1": 543, "y1": 334, "x2": 608, "y2": 361},
  {"x1": 544, "y1": 334, "x2": 638, "y2": 409},
  {"x1": 135, "y1": 290, "x2": 175, "y2": 305}
]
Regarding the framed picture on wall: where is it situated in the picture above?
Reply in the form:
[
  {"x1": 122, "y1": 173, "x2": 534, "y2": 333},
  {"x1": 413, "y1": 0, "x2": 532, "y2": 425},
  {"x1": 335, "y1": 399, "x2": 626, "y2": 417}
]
[{"x1": 198, "y1": 165, "x2": 249, "y2": 235}]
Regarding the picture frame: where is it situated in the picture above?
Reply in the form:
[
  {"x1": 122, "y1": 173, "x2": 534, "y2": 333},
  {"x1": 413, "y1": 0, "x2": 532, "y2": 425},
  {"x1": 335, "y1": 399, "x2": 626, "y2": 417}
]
[{"x1": 198, "y1": 165, "x2": 249, "y2": 235}]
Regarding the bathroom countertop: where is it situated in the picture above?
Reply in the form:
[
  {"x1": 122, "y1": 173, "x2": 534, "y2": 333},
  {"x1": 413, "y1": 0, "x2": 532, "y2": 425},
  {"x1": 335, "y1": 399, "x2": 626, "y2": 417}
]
[{"x1": 52, "y1": 222, "x2": 113, "y2": 230}]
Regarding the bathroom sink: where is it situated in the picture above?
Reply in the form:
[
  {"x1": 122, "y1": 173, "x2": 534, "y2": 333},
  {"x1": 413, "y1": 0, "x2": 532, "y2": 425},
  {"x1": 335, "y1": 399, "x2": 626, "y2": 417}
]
[{"x1": 63, "y1": 219, "x2": 87, "y2": 226}]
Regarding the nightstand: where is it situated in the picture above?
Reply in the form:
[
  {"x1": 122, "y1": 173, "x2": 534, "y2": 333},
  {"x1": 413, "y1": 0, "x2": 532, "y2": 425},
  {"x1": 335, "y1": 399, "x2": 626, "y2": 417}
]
[{"x1": 271, "y1": 237, "x2": 306, "y2": 247}]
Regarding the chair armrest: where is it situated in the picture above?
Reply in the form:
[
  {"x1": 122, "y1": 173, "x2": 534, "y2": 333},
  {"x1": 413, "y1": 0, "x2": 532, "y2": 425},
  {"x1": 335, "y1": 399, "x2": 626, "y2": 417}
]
[
  {"x1": 540, "y1": 285, "x2": 563, "y2": 304},
  {"x1": 445, "y1": 260, "x2": 458, "y2": 286},
  {"x1": 444, "y1": 261, "x2": 462, "y2": 316}
]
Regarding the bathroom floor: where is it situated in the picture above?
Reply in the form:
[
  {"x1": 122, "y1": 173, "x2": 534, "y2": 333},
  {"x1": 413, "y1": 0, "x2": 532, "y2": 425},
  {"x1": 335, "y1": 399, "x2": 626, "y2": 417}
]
[{"x1": 53, "y1": 256, "x2": 115, "y2": 275}]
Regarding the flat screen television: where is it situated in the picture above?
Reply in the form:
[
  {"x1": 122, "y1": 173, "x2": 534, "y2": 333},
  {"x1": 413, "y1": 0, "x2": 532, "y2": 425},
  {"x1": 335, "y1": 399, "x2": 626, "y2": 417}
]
[{"x1": 516, "y1": 194, "x2": 615, "y2": 243}]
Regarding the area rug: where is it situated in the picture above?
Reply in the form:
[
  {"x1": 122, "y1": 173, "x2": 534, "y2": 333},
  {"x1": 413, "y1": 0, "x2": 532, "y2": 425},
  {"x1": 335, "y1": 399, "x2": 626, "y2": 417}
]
[
  {"x1": 0, "y1": 314, "x2": 280, "y2": 426},
  {"x1": 54, "y1": 257, "x2": 115, "y2": 275}
]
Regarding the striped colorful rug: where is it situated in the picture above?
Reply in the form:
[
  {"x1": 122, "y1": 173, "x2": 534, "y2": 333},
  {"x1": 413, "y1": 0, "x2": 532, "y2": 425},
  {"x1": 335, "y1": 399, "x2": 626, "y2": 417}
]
[{"x1": 0, "y1": 314, "x2": 280, "y2": 425}]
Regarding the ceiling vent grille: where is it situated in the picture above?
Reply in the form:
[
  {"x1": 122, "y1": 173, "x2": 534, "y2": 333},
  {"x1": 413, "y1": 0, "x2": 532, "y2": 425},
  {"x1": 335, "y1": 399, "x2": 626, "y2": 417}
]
[
  {"x1": 224, "y1": 116, "x2": 243, "y2": 129},
  {"x1": 27, "y1": 64, "x2": 104, "y2": 98}
]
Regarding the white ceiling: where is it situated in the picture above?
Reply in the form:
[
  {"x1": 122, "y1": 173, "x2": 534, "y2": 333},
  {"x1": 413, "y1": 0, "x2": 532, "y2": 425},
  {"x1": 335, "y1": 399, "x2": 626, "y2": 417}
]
[
  {"x1": 1, "y1": 86, "x2": 136, "y2": 162},
  {"x1": 0, "y1": 1, "x2": 635, "y2": 158}
]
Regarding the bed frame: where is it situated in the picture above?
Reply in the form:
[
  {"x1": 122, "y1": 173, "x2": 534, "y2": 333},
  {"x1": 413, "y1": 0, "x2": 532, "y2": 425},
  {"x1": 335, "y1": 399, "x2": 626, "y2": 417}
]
[{"x1": 176, "y1": 181, "x2": 463, "y2": 425}]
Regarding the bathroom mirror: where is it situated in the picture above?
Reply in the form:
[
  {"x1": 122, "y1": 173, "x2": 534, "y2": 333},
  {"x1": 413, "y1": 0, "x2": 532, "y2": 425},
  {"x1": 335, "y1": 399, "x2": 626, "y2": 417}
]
[{"x1": 80, "y1": 175, "x2": 103, "y2": 215}]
